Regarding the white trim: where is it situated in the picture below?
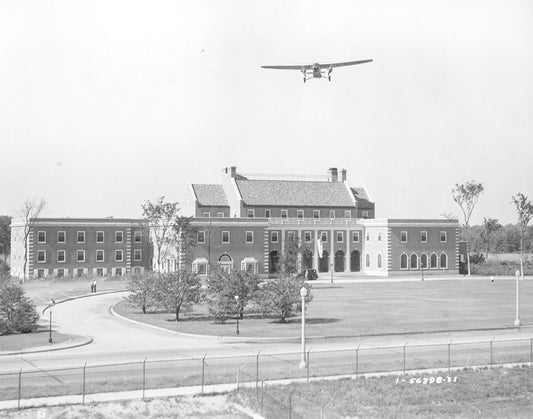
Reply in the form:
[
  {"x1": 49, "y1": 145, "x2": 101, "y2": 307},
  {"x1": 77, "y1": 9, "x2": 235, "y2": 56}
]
[
  {"x1": 329, "y1": 210, "x2": 335, "y2": 219},
  {"x1": 420, "y1": 231, "x2": 428, "y2": 243},
  {"x1": 430, "y1": 253, "x2": 438, "y2": 269},
  {"x1": 115, "y1": 231, "x2": 124, "y2": 243},
  {"x1": 222, "y1": 230, "x2": 230, "y2": 244},
  {"x1": 361, "y1": 211, "x2": 369, "y2": 219},
  {"x1": 197, "y1": 231, "x2": 206, "y2": 244},
  {"x1": 77, "y1": 231, "x2": 85, "y2": 244},
  {"x1": 96, "y1": 231, "x2": 105, "y2": 243},
  {"x1": 352, "y1": 231, "x2": 360, "y2": 243},
  {"x1": 400, "y1": 253, "x2": 408, "y2": 270},
  {"x1": 245, "y1": 231, "x2": 254, "y2": 244},
  {"x1": 76, "y1": 250, "x2": 86, "y2": 263},
  {"x1": 440, "y1": 253, "x2": 448, "y2": 269},
  {"x1": 216, "y1": 212, "x2": 225, "y2": 218},
  {"x1": 297, "y1": 210, "x2": 304, "y2": 219},
  {"x1": 281, "y1": 209, "x2": 288, "y2": 219},
  {"x1": 320, "y1": 231, "x2": 328, "y2": 243},
  {"x1": 37, "y1": 250, "x2": 46, "y2": 263},
  {"x1": 365, "y1": 253, "x2": 370, "y2": 268},
  {"x1": 313, "y1": 210, "x2": 320, "y2": 219},
  {"x1": 440, "y1": 231, "x2": 447, "y2": 243},
  {"x1": 203, "y1": 212, "x2": 211, "y2": 218},
  {"x1": 57, "y1": 231, "x2": 66, "y2": 243},
  {"x1": 57, "y1": 250, "x2": 66, "y2": 263},
  {"x1": 304, "y1": 231, "x2": 312, "y2": 242},
  {"x1": 271, "y1": 231, "x2": 279, "y2": 243},
  {"x1": 247, "y1": 209, "x2": 255, "y2": 218},
  {"x1": 400, "y1": 231, "x2": 408, "y2": 243},
  {"x1": 265, "y1": 209, "x2": 271, "y2": 218},
  {"x1": 96, "y1": 249, "x2": 105, "y2": 262},
  {"x1": 134, "y1": 249, "x2": 142, "y2": 261},
  {"x1": 336, "y1": 231, "x2": 344, "y2": 243},
  {"x1": 410, "y1": 253, "x2": 418, "y2": 270},
  {"x1": 115, "y1": 249, "x2": 124, "y2": 262},
  {"x1": 344, "y1": 210, "x2": 351, "y2": 219},
  {"x1": 420, "y1": 253, "x2": 428, "y2": 269},
  {"x1": 134, "y1": 230, "x2": 142, "y2": 243},
  {"x1": 37, "y1": 231, "x2": 46, "y2": 244},
  {"x1": 377, "y1": 253, "x2": 382, "y2": 269}
]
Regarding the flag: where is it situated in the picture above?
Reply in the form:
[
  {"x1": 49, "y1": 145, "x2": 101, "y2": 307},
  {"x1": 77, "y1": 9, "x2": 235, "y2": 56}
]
[{"x1": 316, "y1": 235, "x2": 323, "y2": 258}]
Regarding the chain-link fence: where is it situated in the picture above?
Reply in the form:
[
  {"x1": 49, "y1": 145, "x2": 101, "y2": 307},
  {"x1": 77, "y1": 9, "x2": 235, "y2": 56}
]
[{"x1": 1, "y1": 337, "x2": 532, "y2": 413}]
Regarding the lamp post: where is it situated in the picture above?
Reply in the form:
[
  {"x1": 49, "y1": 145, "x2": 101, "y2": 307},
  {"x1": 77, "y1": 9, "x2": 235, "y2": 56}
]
[
  {"x1": 299, "y1": 286, "x2": 308, "y2": 369},
  {"x1": 48, "y1": 299, "x2": 56, "y2": 343},
  {"x1": 234, "y1": 295, "x2": 240, "y2": 335},
  {"x1": 514, "y1": 270, "x2": 521, "y2": 326},
  {"x1": 330, "y1": 262, "x2": 333, "y2": 284}
]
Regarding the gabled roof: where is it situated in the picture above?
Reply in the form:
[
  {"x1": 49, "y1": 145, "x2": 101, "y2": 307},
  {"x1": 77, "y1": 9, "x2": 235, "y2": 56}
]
[
  {"x1": 235, "y1": 179, "x2": 356, "y2": 207},
  {"x1": 191, "y1": 184, "x2": 229, "y2": 207},
  {"x1": 350, "y1": 187, "x2": 374, "y2": 207}
]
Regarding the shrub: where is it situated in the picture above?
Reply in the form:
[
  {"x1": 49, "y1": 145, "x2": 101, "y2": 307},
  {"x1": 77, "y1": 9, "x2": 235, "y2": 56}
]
[
  {"x1": 0, "y1": 279, "x2": 40, "y2": 335},
  {"x1": 470, "y1": 260, "x2": 533, "y2": 276}
]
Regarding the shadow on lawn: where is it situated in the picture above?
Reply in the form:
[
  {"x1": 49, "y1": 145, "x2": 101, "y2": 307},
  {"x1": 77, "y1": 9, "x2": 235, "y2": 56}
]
[{"x1": 270, "y1": 317, "x2": 340, "y2": 325}]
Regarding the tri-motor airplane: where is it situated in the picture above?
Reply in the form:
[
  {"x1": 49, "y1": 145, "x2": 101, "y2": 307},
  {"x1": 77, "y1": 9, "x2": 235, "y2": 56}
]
[{"x1": 261, "y1": 59, "x2": 373, "y2": 82}]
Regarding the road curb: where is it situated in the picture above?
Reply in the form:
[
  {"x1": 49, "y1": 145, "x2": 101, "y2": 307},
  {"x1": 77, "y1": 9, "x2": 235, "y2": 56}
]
[{"x1": 0, "y1": 335, "x2": 94, "y2": 357}]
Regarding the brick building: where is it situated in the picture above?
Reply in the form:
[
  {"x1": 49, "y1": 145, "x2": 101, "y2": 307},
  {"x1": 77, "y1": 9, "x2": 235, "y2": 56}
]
[
  {"x1": 156, "y1": 166, "x2": 459, "y2": 277},
  {"x1": 10, "y1": 218, "x2": 151, "y2": 279}
]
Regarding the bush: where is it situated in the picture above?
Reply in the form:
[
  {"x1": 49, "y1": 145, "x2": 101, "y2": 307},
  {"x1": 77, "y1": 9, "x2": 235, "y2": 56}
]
[
  {"x1": 470, "y1": 260, "x2": 533, "y2": 276},
  {"x1": 0, "y1": 279, "x2": 40, "y2": 335}
]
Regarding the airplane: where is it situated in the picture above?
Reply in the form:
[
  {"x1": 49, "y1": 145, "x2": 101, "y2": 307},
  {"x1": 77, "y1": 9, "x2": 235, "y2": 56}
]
[{"x1": 261, "y1": 59, "x2": 373, "y2": 82}]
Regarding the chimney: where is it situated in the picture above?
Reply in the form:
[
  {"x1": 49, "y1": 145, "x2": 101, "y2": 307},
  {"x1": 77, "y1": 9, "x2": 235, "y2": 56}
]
[
  {"x1": 340, "y1": 168, "x2": 347, "y2": 182},
  {"x1": 222, "y1": 166, "x2": 237, "y2": 178},
  {"x1": 230, "y1": 166, "x2": 237, "y2": 178},
  {"x1": 328, "y1": 167, "x2": 338, "y2": 182}
]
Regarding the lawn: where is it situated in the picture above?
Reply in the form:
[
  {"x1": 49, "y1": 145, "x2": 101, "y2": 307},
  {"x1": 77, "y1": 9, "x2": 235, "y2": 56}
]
[
  {"x1": 232, "y1": 366, "x2": 533, "y2": 418},
  {"x1": 114, "y1": 279, "x2": 533, "y2": 338},
  {"x1": 0, "y1": 328, "x2": 78, "y2": 352}
]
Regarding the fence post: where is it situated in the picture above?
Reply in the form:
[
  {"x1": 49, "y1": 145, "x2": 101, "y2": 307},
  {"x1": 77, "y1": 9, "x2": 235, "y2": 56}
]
[
  {"x1": 237, "y1": 368, "x2": 240, "y2": 390},
  {"x1": 490, "y1": 339, "x2": 493, "y2": 369},
  {"x1": 82, "y1": 362, "x2": 87, "y2": 405},
  {"x1": 261, "y1": 381, "x2": 264, "y2": 415},
  {"x1": 403, "y1": 343, "x2": 407, "y2": 375},
  {"x1": 530, "y1": 338, "x2": 532, "y2": 367},
  {"x1": 355, "y1": 346, "x2": 359, "y2": 379},
  {"x1": 448, "y1": 341, "x2": 452, "y2": 374},
  {"x1": 17, "y1": 367, "x2": 22, "y2": 411},
  {"x1": 306, "y1": 348, "x2": 311, "y2": 383},
  {"x1": 142, "y1": 357, "x2": 147, "y2": 400},
  {"x1": 201, "y1": 353, "x2": 207, "y2": 395},
  {"x1": 256, "y1": 351, "x2": 260, "y2": 389},
  {"x1": 289, "y1": 389, "x2": 295, "y2": 419}
]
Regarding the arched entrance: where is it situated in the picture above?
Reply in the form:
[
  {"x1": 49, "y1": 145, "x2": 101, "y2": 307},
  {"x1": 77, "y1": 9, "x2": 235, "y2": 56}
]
[
  {"x1": 334, "y1": 250, "x2": 345, "y2": 272},
  {"x1": 301, "y1": 249, "x2": 313, "y2": 270},
  {"x1": 350, "y1": 250, "x2": 361, "y2": 272},
  {"x1": 218, "y1": 254, "x2": 232, "y2": 273},
  {"x1": 269, "y1": 251, "x2": 279, "y2": 273},
  {"x1": 319, "y1": 250, "x2": 329, "y2": 273}
]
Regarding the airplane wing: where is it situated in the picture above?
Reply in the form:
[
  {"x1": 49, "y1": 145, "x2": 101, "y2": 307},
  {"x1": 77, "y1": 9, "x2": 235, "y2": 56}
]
[
  {"x1": 261, "y1": 65, "x2": 311, "y2": 70},
  {"x1": 324, "y1": 59, "x2": 373, "y2": 68}
]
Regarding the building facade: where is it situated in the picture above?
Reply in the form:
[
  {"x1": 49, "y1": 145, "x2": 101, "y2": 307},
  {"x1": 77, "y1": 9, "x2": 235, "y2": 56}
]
[
  {"x1": 10, "y1": 218, "x2": 150, "y2": 279},
  {"x1": 162, "y1": 166, "x2": 459, "y2": 277}
]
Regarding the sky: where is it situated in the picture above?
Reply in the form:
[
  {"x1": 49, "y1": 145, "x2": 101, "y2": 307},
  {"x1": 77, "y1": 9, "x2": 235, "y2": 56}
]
[{"x1": 1, "y1": 0, "x2": 532, "y2": 225}]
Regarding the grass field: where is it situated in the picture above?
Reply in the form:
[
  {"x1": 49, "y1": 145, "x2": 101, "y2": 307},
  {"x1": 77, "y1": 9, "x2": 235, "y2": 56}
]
[
  {"x1": 114, "y1": 279, "x2": 533, "y2": 338},
  {"x1": 0, "y1": 328, "x2": 77, "y2": 352},
  {"x1": 232, "y1": 366, "x2": 533, "y2": 418}
]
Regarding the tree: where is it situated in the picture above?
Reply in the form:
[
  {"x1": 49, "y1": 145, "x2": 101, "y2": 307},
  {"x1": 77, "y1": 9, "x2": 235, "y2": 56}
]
[
  {"x1": 0, "y1": 279, "x2": 40, "y2": 335},
  {"x1": 0, "y1": 215, "x2": 11, "y2": 266},
  {"x1": 18, "y1": 198, "x2": 46, "y2": 281},
  {"x1": 206, "y1": 271, "x2": 260, "y2": 323},
  {"x1": 156, "y1": 271, "x2": 202, "y2": 322},
  {"x1": 128, "y1": 272, "x2": 158, "y2": 314},
  {"x1": 452, "y1": 181, "x2": 484, "y2": 276},
  {"x1": 142, "y1": 197, "x2": 180, "y2": 272},
  {"x1": 278, "y1": 235, "x2": 314, "y2": 275},
  {"x1": 481, "y1": 217, "x2": 502, "y2": 260},
  {"x1": 255, "y1": 275, "x2": 313, "y2": 322},
  {"x1": 511, "y1": 193, "x2": 533, "y2": 279},
  {"x1": 172, "y1": 216, "x2": 198, "y2": 272}
]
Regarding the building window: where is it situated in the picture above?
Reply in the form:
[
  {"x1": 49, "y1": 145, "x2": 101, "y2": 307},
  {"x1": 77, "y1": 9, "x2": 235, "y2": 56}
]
[
  {"x1": 115, "y1": 268, "x2": 123, "y2": 276},
  {"x1": 378, "y1": 254, "x2": 382, "y2": 268},
  {"x1": 246, "y1": 231, "x2": 253, "y2": 243},
  {"x1": 281, "y1": 210, "x2": 288, "y2": 219},
  {"x1": 400, "y1": 254, "x2": 408, "y2": 270},
  {"x1": 330, "y1": 210, "x2": 335, "y2": 219},
  {"x1": 410, "y1": 254, "x2": 418, "y2": 269},
  {"x1": 313, "y1": 210, "x2": 320, "y2": 219},
  {"x1": 96, "y1": 250, "x2": 105, "y2": 262},
  {"x1": 192, "y1": 259, "x2": 208, "y2": 275},
  {"x1": 76, "y1": 268, "x2": 84, "y2": 278},
  {"x1": 57, "y1": 268, "x2": 65, "y2": 278},
  {"x1": 366, "y1": 232, "x2": 370, "y2": 242},
  {"x1": 421, "y1": 231, "x2": 427, "y2": 243},
  {"x1": 57, "y1": 250, "x2": 66, "y2": 263},
  {"x1": 336, "y1": 231, "x2": 344, "y2": 243},
  {"x1": 271, "y1": 231, "x2": 279, "y2": 243},
  {"x1": 115, "y1": 250, "x2": 123, "y2": 262},
  {"x1": 37, "y1": 231, "x2": 46, "y2": 244},
  {"x1": 247, "y1": 209, "x2": 255, "y2": 218},
  {"x1": 320, "y1": 231, "x2": 328, "y2": 242},
  {"x1": 77, "y1": 231, "x2": 85, "y2": 243},
  {"x1": 134, "y1": 249, "x2": 142, "y2": 261},
  {"x1": 134, "y1": 231, "x2": 142, "y2": 243},
  {"x1": 297, "y1": 210, "x2": 304, "y2": 219},
  {"x1": 352, "y1": 231, "x2": 360, "y2": 242},
  {"x1": 421, "y1": 253, "x2": 428, "y2": 269},
  {"x1": 377, "y1": 232, "x2": 382, "y2": 242},
  {"x1": 430, "y1": 253, "x2": 438, "y2": 269},
  {"x1": 222, "y1": 231, "x2": 230, "y2": 243},
  {"x1": 304, "y1": 231, "x2": 312, "y2": 242},
  {"x1": 265, "y1": 209, "x2": 271, "y2": 218},
  {"x1": 400, "y1": 231, "x2": 408, "y2": 243},
  {"x1": 96, "y1": 268, "x2": 104, "y2": 277},
  {"x1": 362, "y1": 211, "x2": 369, "y2": 219},
  {"x1": 288, "y1": 231, "x2": 296, "y2": 241},
  {"x1": 218, "y1": 254, "x2": 232, "y2": 273},
  {"x1": 197, "y1": 231, "x2": 206, "y2": 244},
  {"x1": 365, "y1": 254, "x2": 370, "y2": 268},
  {"x1": 37, "y1": 250, "x2": 46, "y2": 263},
  {"x1": 217, "y1": 212, "x2": 225, "y2": 218},
  {"x1": 115, "y1": 231, "x2": 123, "y2": 243},
  {"x1": 203, "y1": 212, "x2": 210, "y2": 218},
  {"x1": 36, "y1": 269, "x2": 45, "y2": 278},
  {"x1": 241, "y1": 258, "x2": 258, "y2": 274},
  {"x1": 344, "y1": 210, "x2": 351, "y2": 219},
  {"x1": 77, "y1": 250, "x2": 85, "y2": 262},
  {"x1": 95, "y1": 231, "x2": 104, "y2": 243},
  {"x1": 440, "y1": 231, "x2": 447, "y2": 243},
  {"x1": 440, "y1": 253, "x2": 448, "y2": 269},
  {"x1": 57, "y1": 231, "x2": 66, "y2": 243}
]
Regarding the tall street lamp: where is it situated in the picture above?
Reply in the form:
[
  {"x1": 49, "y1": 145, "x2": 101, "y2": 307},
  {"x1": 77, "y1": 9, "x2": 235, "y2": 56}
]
[
  {"x1": 514, "y1": 270, "x2": 521, "y2": 326},
  {"x1": 234, "y1": 295, "x2": 240, "y2": 335},
  {"x1": 48, "y1": 299, "x2": 56, "y2": 343},
  {"x1": 299, "y1": 286, "x2": 308, "y2": 369}
]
